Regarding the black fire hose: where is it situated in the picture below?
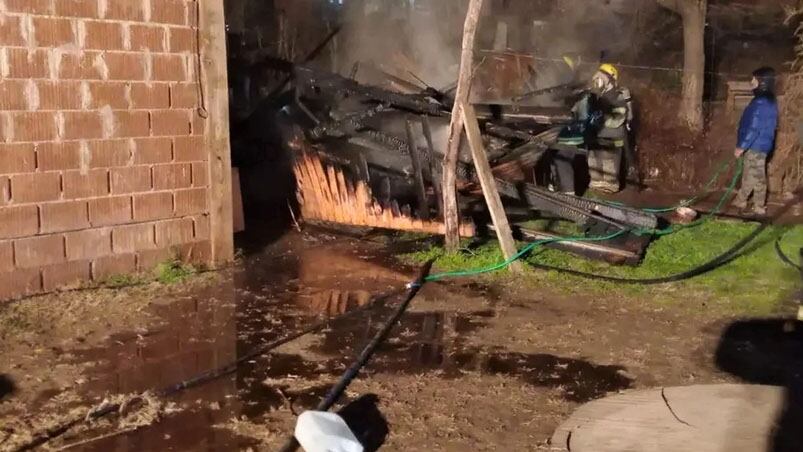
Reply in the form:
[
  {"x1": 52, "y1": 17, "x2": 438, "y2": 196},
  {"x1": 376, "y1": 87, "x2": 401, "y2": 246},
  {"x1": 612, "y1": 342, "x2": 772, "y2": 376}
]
[
  {"x1": 278, "y1": 260, "x2": 433, "y2": 452},
  {"x1": 528, "y1": 193, "x2": 801, "y2": 285},
  {"x1": 775, "y1": 234, "x2": 802, "y2": 272}
]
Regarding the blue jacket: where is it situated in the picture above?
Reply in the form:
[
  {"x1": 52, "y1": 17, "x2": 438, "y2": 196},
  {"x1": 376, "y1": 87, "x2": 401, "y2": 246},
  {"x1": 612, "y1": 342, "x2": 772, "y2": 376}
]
[{"x1": 737, "y1": 94, "x2": 778, "y2": 154}]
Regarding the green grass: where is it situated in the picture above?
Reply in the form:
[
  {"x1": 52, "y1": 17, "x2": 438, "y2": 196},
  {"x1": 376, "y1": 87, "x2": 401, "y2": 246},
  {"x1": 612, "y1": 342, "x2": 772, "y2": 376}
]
[
  {"x1": 404, "y1": 220, "x2": 803, "y2": 315},
  {"x1": 153, "y1": 258, "x2": 198, "y2": 284}
]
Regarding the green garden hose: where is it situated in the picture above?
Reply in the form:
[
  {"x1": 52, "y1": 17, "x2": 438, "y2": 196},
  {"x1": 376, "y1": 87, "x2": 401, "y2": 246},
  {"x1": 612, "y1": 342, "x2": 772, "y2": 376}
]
[
  {"x1": 425, "y1": 230, "x2": 627, "y2": 282},
  {"x1": 424, "y1": 157, "x2": 745, "y2": 282},
  {"x1": 637, "y1": 157, "x2": 744, "y2": 237}
]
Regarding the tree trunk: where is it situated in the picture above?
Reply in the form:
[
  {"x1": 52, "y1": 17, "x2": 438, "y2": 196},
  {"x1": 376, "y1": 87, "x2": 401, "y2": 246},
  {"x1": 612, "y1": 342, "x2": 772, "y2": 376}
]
[
  {"x1": 658, "y1": 0, "x2": 706, "y2": 132},
  {"x1": 442, "y1": 0, "x2": 484, "y2": 252}
]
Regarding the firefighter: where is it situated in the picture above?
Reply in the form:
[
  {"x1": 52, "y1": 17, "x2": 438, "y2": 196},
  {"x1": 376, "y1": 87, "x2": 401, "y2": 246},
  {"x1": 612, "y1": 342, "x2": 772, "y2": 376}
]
[{"x1": 586, "y1": 64, "x2": 635, "y2": 193}]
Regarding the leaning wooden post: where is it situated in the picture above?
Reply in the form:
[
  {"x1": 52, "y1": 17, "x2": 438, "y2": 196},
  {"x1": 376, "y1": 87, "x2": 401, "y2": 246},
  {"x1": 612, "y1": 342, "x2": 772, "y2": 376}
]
[
  {"x1": 442, "y1": 0, "x2": 484, "y2": 252},
  {"x1": 462, "y1": 103, "x2": 524, "y2": 274}
]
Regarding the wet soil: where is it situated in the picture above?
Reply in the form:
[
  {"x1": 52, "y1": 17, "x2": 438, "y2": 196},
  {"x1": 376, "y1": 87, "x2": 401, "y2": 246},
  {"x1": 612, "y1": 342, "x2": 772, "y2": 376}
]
[{"x1": 0, "y1": 229, "x2": 783, "y2": 451}]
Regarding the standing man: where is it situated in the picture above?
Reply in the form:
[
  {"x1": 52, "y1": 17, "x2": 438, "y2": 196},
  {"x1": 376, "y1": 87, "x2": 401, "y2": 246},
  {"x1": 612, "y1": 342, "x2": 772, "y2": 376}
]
[
  {"x1": 732, "y1": 67, "x2": 779, "y2": 216},
  {"x1": 587, "y1": 64, "x2": 635, "y2": 193}
]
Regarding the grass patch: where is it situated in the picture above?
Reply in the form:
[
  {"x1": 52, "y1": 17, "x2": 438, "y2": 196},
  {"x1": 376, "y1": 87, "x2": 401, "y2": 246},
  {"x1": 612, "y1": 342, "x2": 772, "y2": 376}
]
[
  {"x1": 154, "y1": 258, "x2": 198, "y2": 284},
  {"x1": 404, "y1": 220, "x2": 803, "y2": 315}
]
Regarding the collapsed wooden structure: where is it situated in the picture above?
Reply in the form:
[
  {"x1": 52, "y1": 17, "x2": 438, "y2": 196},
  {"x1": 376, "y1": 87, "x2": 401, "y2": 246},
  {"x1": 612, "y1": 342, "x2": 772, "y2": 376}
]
[{"x1": 272, "y1": 58, "x2": 660, "y2": 265}]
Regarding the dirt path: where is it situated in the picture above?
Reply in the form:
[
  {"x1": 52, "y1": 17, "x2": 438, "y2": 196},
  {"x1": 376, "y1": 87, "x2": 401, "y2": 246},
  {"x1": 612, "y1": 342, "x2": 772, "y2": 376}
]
[{"x1": 0, "y1": 231, "x2": 761, "y2": 451}]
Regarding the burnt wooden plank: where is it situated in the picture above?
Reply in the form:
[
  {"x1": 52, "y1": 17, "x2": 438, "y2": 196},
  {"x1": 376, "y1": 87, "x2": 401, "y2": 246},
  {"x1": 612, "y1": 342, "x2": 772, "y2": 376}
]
[{"x1": 405, "y1": 117, "x2": 431, "y2": 220}]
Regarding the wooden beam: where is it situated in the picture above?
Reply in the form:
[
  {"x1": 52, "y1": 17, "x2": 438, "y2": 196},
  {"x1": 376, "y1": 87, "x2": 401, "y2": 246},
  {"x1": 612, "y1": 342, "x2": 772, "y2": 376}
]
[
  {"x1": 462, "y1": 102, "x2": 523, "y2": 274},
  {"x1": 443, "y1": 0, "x2": 484, "y2": 252},
  {"x1": 405, "y1": 118, "x2": 430, "y2": 220},
  {"x1": 200, "y1": 0, "x2": 234, "y2": 266}
]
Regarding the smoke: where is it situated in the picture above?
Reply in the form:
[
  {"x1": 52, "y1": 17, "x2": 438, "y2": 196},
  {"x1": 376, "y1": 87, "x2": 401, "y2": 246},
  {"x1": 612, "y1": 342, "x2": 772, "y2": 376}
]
[{"x1": 338, "y1": 0, "x2": 464, "y2": 89}]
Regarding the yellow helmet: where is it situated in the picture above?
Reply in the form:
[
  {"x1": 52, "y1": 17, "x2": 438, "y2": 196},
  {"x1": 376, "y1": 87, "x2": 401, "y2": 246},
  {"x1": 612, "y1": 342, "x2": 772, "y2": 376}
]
[{"x1": 598, "y1": 63, "x2": 619, "y2": 82}]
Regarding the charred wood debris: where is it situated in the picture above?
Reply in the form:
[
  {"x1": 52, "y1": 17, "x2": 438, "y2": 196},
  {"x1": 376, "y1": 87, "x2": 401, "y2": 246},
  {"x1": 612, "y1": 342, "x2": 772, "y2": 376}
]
[{"x1": 233, "y1": 51, "x2": 656, "y2": 265}]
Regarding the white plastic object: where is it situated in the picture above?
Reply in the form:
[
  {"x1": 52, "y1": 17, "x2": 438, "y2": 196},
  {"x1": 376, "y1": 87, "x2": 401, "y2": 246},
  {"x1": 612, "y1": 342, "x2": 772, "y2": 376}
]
[{"x1": 294, "y1": 411, "x2": 364, "y2": 452}]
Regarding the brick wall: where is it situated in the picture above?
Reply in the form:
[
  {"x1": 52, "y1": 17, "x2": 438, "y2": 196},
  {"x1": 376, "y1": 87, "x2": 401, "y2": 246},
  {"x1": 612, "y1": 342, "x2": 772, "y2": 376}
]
[{"x1": 0, "y1": 0, "x2": 226, "y2": 300}]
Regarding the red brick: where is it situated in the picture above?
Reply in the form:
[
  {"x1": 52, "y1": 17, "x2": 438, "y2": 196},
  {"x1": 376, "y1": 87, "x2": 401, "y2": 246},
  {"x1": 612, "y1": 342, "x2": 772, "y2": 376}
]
[
  {"x1": 0, "y1": 143, "x2": 36, "y2": 173},
  {"x1": 112, "y1": 223, "x2": 155, "y2": 253},
  {"x1": 104, "y1": 52, "x2": 146, "y2": 81},
  {"x1": 89, "y1": 195, "x2": 132, "y2": 226},
  {"x1": 130, "y1": 83, "x2": 170, "y2": 109},
  {"x1": 169, "y1": 27, "x2": 195, "y2": 53},
  {"x1": 7, "y1": 48, "x2": 49, "y2": 79},
  {"x1": 88, "y1": 82, "x2": 129, "y2": 109},
  {"x1": 111, "y1": 165, "x2": 151, "y2": 193},
  {"x1": 175, "y1": 188, "x2": 207, "y2": 216},
  {"x1": 156, "y1": 217, "x2": 194, "y2": 247},
  {"x1": 63, "y1": 169, "x2": 109, "y2": 199},
  {"x1": 133, "y1": 191, "x2": 173, "y2": 221},
  {"x1": 13, "y1": 112, "x2": 57, "y2": 142},
  {"x1": 152, "y1": 0, "x2": 187, "y2": 25},
  {"x1": 0, "y1": 177, "x2": 9, "y2": 206},
  {"x1": 65, "y1": 228, "x2": 112, "y2": 260},
  {"x1": 36, "y1": 142, "x2": 81, "y2": 171},
  {"x1": 0, "y1": 15, "x2": 24, "y2": 47},
  {"x1": 104, "y1": 0, "x2": 144, "y2": 21},
  {"x1": 0, "y1": 241, "x2": 13, "y2": 273},
  {"x1": 55, "y1": 0, "x2": 99, "y2": 18},
  {"x1": 153, "y1": 163, "x2": 191, "y2": 190},
  {"x1": 191, "y1": 110, "x2": 206, "y2": 135},
  {"x1": 11, "y1": 173, "x2": 61, "y2": 203},
  {"x1": 177, "y1": 240, "x2": 211, "y2": 266},
  {"x1": 136, "y1": 247, "x2": 174, "y2": 270},
  {"x1": 187, "y1": 1, "x2": 199, "y2": 27},
  {"x1": 0, "y1": 14, "x2": 26, "y2": 47},
  {"x1": 57, "y1": 51, "x2": 100, "y2": 80},
  {"x1": 92, "y1": 253, "x2": 136, "y2": 280},
  {"x1": 0, "y1": 268, "x2": 42, "y2": 300},
  {"x1": 40, "y1": 200, "x2": 89, "y2": 233},
  {"x1": 15, "y1": 234, "x2": 65, "y2": 268},
  {"x1": 0, "y1": 80, "x2": 27, "y2": 110},
  {"x1": 84, "y1": 21, "x2": 124, "y2": 50},
  {"x1": 36, "y1": 81, "x2": 83, "y2": 110},
  {"x1": 42, "y1": 260, "x2": 91, "y2": 291},
  {"x1": 172, "y1": 136, "x2": 204, "y2": 162},
  {"x1": 6, "y1": 0, "x2": 52, "y2": 14},
  {"x1": 129, "y1": 25, "x2": 165, "y2": 52},
  {"x1": 63, "y1": 111, "x2": 103, "y2": 140},
  {"x1": 191, "y1": 162, "x2": 208, "y2": 187},
  {"x1": 134, "y1": 138, "x2": 172, "y2": 164},
  {"x1": 150, "y1": 110, "x2": 191, "y2": 136},
  {"x1": 33, "y1": 17, "x2": 76, "y2": 47},
  {"x1": 193, "y1": 214, "x2": 210, "y2": 239},
  {"x1": 169, "y1": 83, "x2": 198, "y2": 108},
  {"x1": 151, "y1": 54, "x2": 186, "y2": 82},
  {"x1": 115, "y1": 110, "x2": 150, "y2": 137},
  {"x1": 0, "y1": 205, "x2": 39, "y2": 239},
  {"x1": 89, "y1": 140, "x2": 131, "y2": 168}
]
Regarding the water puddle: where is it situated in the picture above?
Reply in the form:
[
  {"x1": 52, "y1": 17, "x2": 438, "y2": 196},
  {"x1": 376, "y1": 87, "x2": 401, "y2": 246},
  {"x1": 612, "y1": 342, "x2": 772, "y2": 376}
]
[{"x1": 37, "y1": 232, "x2": 631, "y2": 450}]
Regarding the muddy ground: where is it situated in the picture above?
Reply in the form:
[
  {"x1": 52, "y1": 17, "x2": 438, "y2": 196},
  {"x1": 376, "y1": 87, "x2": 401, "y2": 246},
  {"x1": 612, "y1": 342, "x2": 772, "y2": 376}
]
[{"x1": 0, "y1": 229, "x2": 793, "y2": 451}]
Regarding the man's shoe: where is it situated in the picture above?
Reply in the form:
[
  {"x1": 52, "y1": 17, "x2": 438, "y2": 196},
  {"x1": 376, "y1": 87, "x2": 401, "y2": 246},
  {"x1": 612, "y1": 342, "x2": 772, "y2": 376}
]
[
  {"x1": 752, "y1": 206, "x2": 767, "y2": 216},
  {"x1": 731, "y1": 199, "x2": 747, "y2": 210}
]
